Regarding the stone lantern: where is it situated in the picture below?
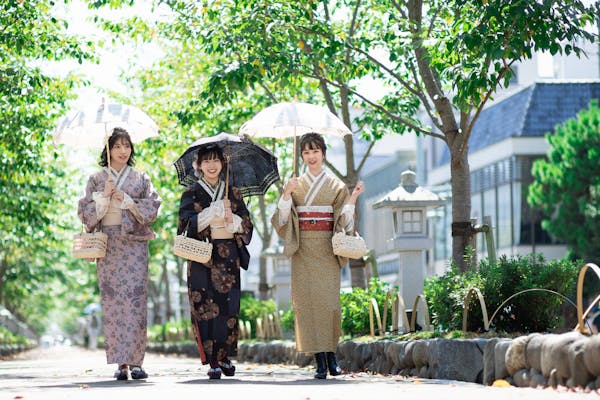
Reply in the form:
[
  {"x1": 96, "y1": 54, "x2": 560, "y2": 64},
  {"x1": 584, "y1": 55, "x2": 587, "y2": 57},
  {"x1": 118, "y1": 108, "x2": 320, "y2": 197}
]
[{"x1": 372, "y1": 170, "x2": 445, "y2": 307}]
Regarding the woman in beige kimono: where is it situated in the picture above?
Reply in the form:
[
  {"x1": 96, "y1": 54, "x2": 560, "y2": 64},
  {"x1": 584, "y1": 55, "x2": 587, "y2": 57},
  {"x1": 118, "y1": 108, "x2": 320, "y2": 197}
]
[
  {"x1": 78, "y1": 127, "x2": 161, "y2": 381},
  {"x1": 272, "y1": 133, "x2": 364, "y2": 379}
]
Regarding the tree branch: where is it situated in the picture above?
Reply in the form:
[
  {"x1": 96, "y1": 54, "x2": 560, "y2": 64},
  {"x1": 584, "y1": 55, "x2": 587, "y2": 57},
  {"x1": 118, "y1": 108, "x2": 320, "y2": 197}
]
[
  {"x1": 348, "y1": 0, "x2": 362, "y2": 40},
  {"x1": 324, "y1": 158, "x2": 345, "y2": 180},
  {"x1": 259, "y1": 82, "x2": 279, "y2": 103},
  {"x1": 460, "y1": 59, "x2": 516, "y2": 160},
  {"x1": 390, "y1": 0, "x2": 408, "y2": 19},
  {"x1": 317, "y1": 74, "x2": 444, "y2": 139},
  {"x1": 426, "y1": 4, "x2": 443, "y2": 38},
  {"x1": 407, "y1": 58, "x2": 442, "y2": 130},
  {"x1": 356, "y1": 140, "x2": 376, "y2": 175}
]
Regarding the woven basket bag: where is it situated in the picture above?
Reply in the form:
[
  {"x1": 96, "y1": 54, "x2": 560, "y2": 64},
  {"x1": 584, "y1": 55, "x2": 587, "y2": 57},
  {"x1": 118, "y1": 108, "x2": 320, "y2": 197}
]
[
  {"x1": 331, "y1": 231, "x2": 368, "y2": 259},
  {"x1": 174, "y1": 234, "x2": 213, "y2": 264},
  {"x1": 72, "y1": 231, "x2": 108, "y2": 259}
]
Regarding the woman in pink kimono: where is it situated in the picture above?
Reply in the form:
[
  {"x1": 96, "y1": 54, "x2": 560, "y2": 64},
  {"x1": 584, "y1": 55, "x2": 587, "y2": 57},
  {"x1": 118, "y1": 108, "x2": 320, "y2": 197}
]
[
  {"x1": 272, "y1": 133, "x2": 364, "y2": 379},
  {"x1": 78, "y1": 127, "x2": 161, "y2": 381}
]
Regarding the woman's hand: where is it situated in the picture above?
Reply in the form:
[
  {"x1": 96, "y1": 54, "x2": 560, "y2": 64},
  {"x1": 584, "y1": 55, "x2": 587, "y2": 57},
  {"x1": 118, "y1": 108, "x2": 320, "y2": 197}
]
[
  {"x1": 104, "y1": 178, "x2": 115, "y2": 197},
  {"x1": 112, "y1": 190, "x2": 125, "y2": 202},
  {"x1": 283, "y1": 177, "x2": 299, "y2": 200},
  {"x1": 349, "y1": 180, "x2": 365, "y2": 204}
]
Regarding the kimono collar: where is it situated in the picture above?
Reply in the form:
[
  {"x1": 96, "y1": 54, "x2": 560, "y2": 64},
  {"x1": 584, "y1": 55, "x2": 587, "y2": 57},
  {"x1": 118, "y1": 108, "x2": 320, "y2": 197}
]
[
  {"x1": 306, "y1": 168, "x2": 326, "y2": 182},
  {"x1": 198, "y1": 178, "x2": 225, "y2": 201},
  {"x1": 104, "y1": 165, "x2": 131, "y2": 190},
  {"x1": 304, "y1": 169, "x2": 328, "y2": 206}
]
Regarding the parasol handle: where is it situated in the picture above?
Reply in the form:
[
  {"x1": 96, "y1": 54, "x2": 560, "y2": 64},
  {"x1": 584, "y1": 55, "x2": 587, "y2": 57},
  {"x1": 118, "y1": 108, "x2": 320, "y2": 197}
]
[
  {"x1": 105, "y1": 123, "x2": 111, "y2": 169},
  {"x1": 293, "y1": 126, "x2": 297, "y2": 177},
  {"x1": 225, "y1": 154, "x2": 230, "y2": 198}
]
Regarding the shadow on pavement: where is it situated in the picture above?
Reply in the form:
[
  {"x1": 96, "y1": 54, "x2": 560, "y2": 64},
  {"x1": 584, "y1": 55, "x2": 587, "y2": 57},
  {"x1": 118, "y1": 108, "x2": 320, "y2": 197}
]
[
  {"x1": 31, "y1": 380, "x2": 155, "y2": 389},
  {"x1": 179, "y1": 377, "x2": 353, "y2": 385}
]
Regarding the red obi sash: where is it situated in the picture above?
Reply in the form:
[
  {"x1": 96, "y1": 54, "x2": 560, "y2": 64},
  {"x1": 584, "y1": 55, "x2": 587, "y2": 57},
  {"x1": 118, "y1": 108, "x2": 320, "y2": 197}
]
[{"x1": 298, "y1": 211, "x2": 334, "y2": 231}]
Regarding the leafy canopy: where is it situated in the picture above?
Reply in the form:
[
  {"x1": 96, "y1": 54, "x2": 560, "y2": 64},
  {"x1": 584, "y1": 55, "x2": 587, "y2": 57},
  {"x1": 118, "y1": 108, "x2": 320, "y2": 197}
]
[{"x1": 0, "y1": 0, "x2": 95, "y2": 332}]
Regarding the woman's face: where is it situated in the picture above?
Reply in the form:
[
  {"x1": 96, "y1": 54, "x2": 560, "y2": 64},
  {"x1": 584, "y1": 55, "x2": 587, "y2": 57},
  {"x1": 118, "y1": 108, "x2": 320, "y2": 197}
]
[
  {"x1": 301, "y1": 146, "x2": 324, "y2": 173},
  {"x1": 109, "y1": 138, "x2": 132, "y2": 170},
  {"x1": 200, "y1": 156, "x2": 223, "y2": 184}
]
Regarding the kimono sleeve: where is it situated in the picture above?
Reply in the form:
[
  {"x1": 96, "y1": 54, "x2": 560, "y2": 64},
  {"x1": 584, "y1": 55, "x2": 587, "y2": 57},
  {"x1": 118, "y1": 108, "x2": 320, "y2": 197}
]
[
  {"x1": 332, "y1": 183, "x2": 351, "y2": 268},
  {"x1": 230, "y1": 186, "x2": 253, "y2": 246},
  {"x1": 77, "y1": 175, "x2": 102, "y2": 233},
  {"x1": 332, "y1": 183, "x2": 352, "y2": 234},
  {"x1": 178, "y1": 188, "x2": 203, "y2": 240},
  {"x1": 128, "y1": 172, "x2": 161, "y2": 225},
  {"x1": 271, "y1": 203, "x2": 300, "y2": 258}
]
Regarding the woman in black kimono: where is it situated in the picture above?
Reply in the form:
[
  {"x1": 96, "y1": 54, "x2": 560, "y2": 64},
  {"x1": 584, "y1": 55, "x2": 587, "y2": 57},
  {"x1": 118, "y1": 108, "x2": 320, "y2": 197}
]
[{"x1": 178, "y1": 144, "x2": 253, "y2": 379}]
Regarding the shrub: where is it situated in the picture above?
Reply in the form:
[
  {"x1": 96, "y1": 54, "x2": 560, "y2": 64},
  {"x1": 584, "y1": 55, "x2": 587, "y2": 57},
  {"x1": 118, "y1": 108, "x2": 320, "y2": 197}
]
[
  {"x1": 147, "y1": 319, "x2": 192, "y2": 343},
  {"x1": 0, "y1": 327, "x2": 30, "y2": 345},
  {"x1": 424, "y1": 254, "x2": 581, "y2": 333},
  {"x1": 340, "y1": 278, "x2": 394, "y2": 336},
  {"x1": 479, "y1": 254, "x2": 580, "y2": 332},
  {"x1": 424, "y1": 264, "x2": 483, "y2": 331},
  {"x1": 279, "y1": 308, "x2": 295, "y2": 332},
  {"x1": 239, "y1": 294, "x2": 276, "y2": 338}
]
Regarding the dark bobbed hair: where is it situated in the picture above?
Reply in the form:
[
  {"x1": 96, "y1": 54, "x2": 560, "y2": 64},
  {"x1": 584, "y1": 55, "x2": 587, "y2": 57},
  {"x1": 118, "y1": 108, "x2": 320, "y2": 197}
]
[
  {"x1": 99, "y1": 127, "x2": 136, "y2": 167},
  {"x1": 299, "y1": 132, "x2": 326, "y2": 157},
  {"x1": 196, "y1": 144, "x2": 225, "y2": 164},
  {"x1": 193, "y1": 144, "x2": 227, "y2": 179}
]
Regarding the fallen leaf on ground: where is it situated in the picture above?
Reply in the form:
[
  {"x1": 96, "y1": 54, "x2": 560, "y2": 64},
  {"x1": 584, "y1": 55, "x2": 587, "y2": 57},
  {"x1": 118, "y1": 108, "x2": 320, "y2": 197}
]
[{"x1": 492, "y1": 379, "x2": 511, "y2": 387}]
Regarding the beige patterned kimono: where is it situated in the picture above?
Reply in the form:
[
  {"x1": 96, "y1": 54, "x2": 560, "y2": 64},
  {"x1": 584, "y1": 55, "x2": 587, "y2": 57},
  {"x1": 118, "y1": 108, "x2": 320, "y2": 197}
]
[{"x1": 272, "y1": 171, "x2": 352, "y2": 354}]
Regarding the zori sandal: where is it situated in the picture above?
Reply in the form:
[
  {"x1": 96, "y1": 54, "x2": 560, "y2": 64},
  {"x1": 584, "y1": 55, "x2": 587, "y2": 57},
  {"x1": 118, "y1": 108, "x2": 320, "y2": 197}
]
[
  {"x1": 130, "y1": 366, "x2": 148, "y2": 380},
  {"x1": 114, "y1": 364, "x2": 128, "y2": 381}
]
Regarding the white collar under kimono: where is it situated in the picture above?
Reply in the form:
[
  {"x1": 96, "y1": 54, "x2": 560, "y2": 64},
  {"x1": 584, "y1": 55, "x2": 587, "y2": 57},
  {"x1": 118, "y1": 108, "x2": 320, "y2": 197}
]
[
  {"x1": 198, "y1": 178, "x2": 225, "y2": 201},
  {"x1": 303, "y1": 169, "x2": 328, "y2": 206},
  {"x1": 104, "y1": 165, "x2": 131, "y2": 190}
]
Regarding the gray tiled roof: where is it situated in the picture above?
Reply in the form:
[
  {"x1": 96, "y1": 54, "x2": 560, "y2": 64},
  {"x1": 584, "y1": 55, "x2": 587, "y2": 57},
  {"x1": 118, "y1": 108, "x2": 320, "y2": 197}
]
[{"x1": 439, "y1": 81, "x2": 600, "y2": 164}]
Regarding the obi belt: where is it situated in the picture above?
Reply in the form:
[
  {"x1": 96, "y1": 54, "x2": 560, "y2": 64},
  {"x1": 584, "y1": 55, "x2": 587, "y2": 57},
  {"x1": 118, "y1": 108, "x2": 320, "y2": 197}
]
[{"x1": 297, "y1": 206, "x2": 334, "y2": 231}]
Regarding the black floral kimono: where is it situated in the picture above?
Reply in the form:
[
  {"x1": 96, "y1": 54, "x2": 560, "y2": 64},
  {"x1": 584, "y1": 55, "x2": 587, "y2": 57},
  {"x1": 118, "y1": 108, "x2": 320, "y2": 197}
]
[{"x1": 178, "y1": 180, "x2": 253, "y2": 365}]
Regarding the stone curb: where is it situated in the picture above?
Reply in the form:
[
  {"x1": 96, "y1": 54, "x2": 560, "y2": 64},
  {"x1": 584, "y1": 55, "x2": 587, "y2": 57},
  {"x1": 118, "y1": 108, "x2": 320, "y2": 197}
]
[
  {"x1": 218, "y1": 332, "x2": 600, "y2": 389},
  {"x1": 0, "y1": 343, "x2": 37, "y2": 358}
]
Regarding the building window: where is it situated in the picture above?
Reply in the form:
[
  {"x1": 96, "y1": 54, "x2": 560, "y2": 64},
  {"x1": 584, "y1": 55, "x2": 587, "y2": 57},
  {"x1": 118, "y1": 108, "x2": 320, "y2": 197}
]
[{"x1": 402, "y1": 210, "x2": 423, "y2": 234}]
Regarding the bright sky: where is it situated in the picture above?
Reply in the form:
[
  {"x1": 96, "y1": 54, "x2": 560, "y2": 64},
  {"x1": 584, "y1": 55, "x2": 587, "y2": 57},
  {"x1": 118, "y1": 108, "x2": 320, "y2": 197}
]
[
  {"x1": 51, "y1": 0, "x2": 164, "y2": 110},
  {"x1": 48, "y1": 0, "x2": 165, "y2": 170}
]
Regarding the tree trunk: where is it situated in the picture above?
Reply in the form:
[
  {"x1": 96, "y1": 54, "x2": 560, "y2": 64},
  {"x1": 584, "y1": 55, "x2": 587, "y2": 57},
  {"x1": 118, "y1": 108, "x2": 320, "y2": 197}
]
[
  {"x1": 341, "y1": 133, "x2": 367, "y2": 288},
  {"x1": 349, "y1": 259, "x2": 367, "y2": 288},
  {"x1": 0, "y1": 255, "x2": 7, "y2": 303},
  {"x1": 258, "y1": 253, "x2": 269, "y2": 300},
  {"x1": 161, "y1": 259, "x2": 173, "y2": 321},
  {"x1": 449, "y1": 146, "x2": 472, "y2": 272},
  {"x1": 258, "y1": 196, "x2": 271, "y2": 300},
  {"x1": 147, "y1": 280, "x2": 162, "y2": 325},
  {"x1": 176, "y1": 258, "x2": 187, "y2": 321}
]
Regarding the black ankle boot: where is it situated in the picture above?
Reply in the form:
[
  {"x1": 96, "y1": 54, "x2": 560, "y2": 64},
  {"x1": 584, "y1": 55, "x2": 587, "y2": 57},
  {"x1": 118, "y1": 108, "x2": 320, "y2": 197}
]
[
  {"x1": 326, "y1": 351, "x2": 342, "y2": 376},
  {"x1": 314, "y1": 352, "x2": 327, "y2": 379}
]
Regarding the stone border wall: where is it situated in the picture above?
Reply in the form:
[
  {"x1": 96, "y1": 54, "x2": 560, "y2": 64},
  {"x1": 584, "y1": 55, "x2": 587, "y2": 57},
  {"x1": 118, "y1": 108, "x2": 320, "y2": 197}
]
[
  {"x1": 0, "y1": 343, "x2": 37, "y2": 358},
  {"x1": 230, "y1": 332, "x2": 600, "y2": 390}
]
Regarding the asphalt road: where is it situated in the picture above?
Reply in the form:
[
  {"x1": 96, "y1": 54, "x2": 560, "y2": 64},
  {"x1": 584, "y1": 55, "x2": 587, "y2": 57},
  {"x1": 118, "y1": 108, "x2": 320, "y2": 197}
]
[{"x1": 0, "y1": 346, "x2": 595, "y2": 400}]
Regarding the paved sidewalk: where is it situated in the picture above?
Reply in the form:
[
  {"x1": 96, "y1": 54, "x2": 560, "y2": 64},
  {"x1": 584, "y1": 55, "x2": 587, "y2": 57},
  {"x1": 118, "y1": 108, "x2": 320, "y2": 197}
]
[{"x1": 0, "y1": 346, "x2": 595, "y2": 400}]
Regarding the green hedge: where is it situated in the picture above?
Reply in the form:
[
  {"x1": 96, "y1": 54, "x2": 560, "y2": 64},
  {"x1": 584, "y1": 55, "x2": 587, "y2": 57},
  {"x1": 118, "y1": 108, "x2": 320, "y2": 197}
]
[
  {"x1": 424, "y1": 254, "x2": 581, "y2": 333},
  {"x1": 0, "y1": 326, "x2": 32, "y2": 345}
]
